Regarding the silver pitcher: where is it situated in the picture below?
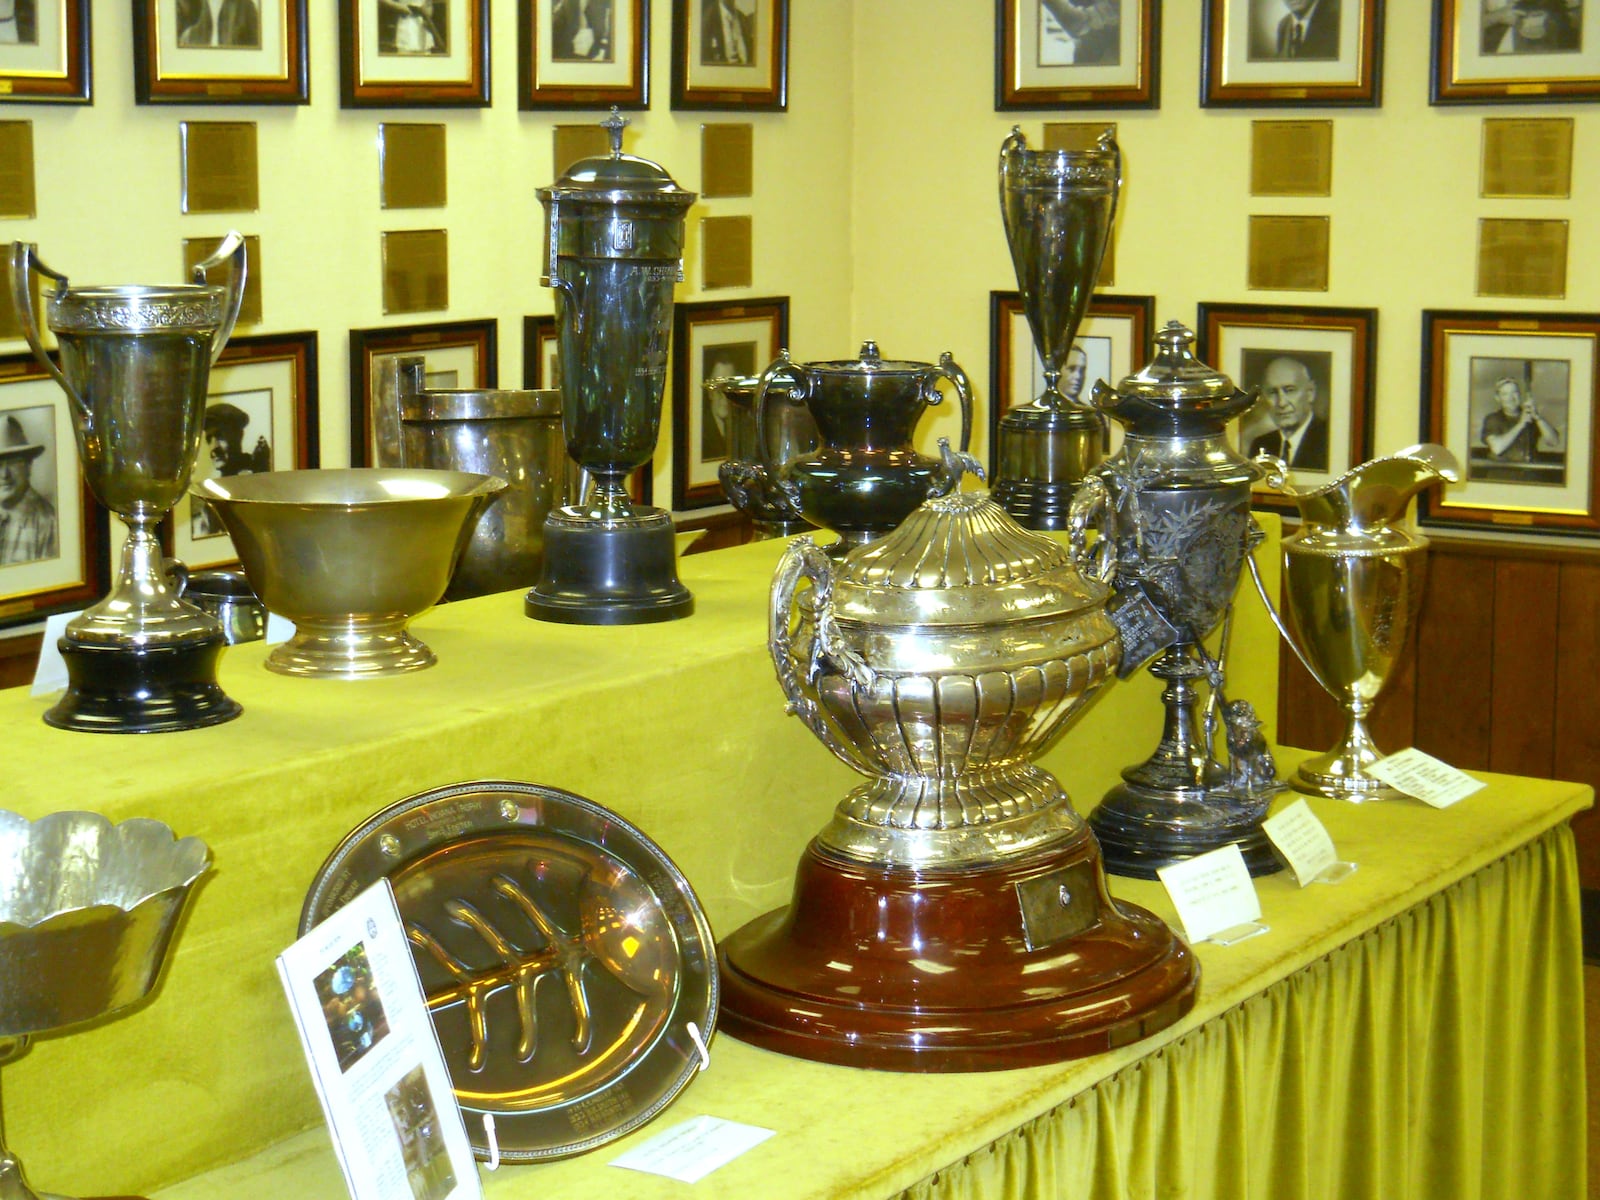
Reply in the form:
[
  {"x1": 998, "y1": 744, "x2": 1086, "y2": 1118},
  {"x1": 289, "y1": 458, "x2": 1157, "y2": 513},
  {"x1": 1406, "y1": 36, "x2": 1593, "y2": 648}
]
[
  {"x1": 11, "y1": 236, "x2": 246, "y2": 732},
  {"x1": 398, "y1": 358, "x2": 568, "y2": 600},
  {"x1": 992, "y1": 126, "x2": 1120, "y2": 530}
]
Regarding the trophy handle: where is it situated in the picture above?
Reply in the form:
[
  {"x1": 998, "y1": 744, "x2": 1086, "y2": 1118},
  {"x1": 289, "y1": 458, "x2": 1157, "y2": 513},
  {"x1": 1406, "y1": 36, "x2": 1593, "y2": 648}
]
[
  {"x1": 753, "y1": 349, "x2": 804, "y2": 469},
  {"x1": 930, "y1": 352, "x2": 974, "y2": 454},
  {"x1": 190, "y1": 231, "x2": 247, "y2": 366},
  {"x1": 1067, "y1": 475, "x2": 1116, "y2": 585},
  {"x1": 8, "y1": 243, "x2": 85, "y2": 422},
  {"x1": 1242, "y1": 522, "x2": 1338, "y2": 697},
  {"x1": 1099, "y1": 129, "x2": 1123, "y2": 252}
]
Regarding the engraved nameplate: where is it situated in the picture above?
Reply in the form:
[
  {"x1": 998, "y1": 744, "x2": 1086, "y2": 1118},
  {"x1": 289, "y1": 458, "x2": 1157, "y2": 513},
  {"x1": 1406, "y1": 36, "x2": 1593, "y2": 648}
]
[
  {"x1": 1107, "y1": 581, "x2": 1179, "y2": 679},
  {"x1": 1015, "y1": 862, "x2": 1099, "y2": 951}
]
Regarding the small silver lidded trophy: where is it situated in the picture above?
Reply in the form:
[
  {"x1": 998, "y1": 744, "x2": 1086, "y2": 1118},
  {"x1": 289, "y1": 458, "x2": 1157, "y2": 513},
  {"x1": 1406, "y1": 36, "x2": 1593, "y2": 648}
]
[
  {"x1": 526, "y1": 109, "x2": 698, "y2": 625},
  {"x1": 11, "y1": 235, "x2": 247, "y2": 733},
  {"x1": 992, "y1": 126, "x2": 1120, "y2": 530}
]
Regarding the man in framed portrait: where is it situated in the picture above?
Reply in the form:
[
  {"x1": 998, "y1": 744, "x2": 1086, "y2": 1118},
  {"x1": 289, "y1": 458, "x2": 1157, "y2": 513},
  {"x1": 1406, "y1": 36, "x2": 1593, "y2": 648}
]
[
  {"x1": 192, "y1": 400, "x2": 270, "y2": 537},
  {"x1": 550, "y1": 0, "x2": 613, "y2": 61},
  {"x1": 378, "y1": 0, "x2": 448, "y2": 56},
  {"x1": 1481, "y1": 0, "x2": 1580, "y2": 54},
  {"x1": 1040, "y1": 0, "x2": 1122, "y2": 65},
  {"x1": 1480, "y1": 376, "x2": 1561, "y2": 461},
  {"x1": 176, "y1": 0, "x2": 262, "y2": 49},
  {"x1": 0, "y1": 0, "x2": 37, "y2": 46},
  {"x1": 1259, "y1": 0, "x2": 1341, "y2": 60},
  {"x1": 1246, "y1": 355, "x2": 1329, "y2": 471},
  {"x1": 0, "y1": 414, "x2": 57, "y2": 566},
  {"x1": 702, "y1": 0, "x2": 755, "y2": 65}
]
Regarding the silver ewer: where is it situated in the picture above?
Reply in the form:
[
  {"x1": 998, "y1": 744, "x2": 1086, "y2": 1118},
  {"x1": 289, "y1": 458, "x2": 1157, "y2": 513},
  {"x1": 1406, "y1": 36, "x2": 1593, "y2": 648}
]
[
  {"x1": 11, "y1": 236, "x2": 247, "y2": 733},
  {"x1": 992, "y1": 127, "x2": 1120, "y2": 530},
  {"x1": 1072, "y1": 321, "x2": 1283, "y2": 878}
]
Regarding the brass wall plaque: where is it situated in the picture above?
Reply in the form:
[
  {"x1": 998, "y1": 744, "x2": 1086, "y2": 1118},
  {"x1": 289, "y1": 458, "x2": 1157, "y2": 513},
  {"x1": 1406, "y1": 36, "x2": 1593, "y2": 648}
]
[
  {"x1": 1043, "y1": 122, "x2": 1116, "y2": 152},
  {"x1": 0, "y1": 242, "x2": 39, "y2": 339},
  {"x1": 702, "y1": 215, "x2": 752, "y2": 289},
  {"x1": 701, "y1": 124, "x2": 753, "y2": 198},
  {"x1": 1477, "y1": 218, "x2": 1567, "y2": 298},
  {"x1": 184, "y1": 234, "x2": 263, "y2": 327},
  {"x1": 1481, "y1": 118, "x2": 1573, "y2": 199},
  {"x1": 1248, "y1": 215, "x2": 1330, "y2": 291},
  {"x1": 383, "y1": 230, "x2": 449, "y2": 314},
  {"x1": 1250, "y1": 120, "x2": 1333, "y2": 197},
  {"x1": 553, "y1": 125, "x2": 610, "y2": 180},
  {"x1": 0, "y1": 123, "x2": 35, "y2": 219},
  {"x1": 180, "y1": 121, "x2": 259, "y2": 215},
  {"x1": 381, "y1": 124, "x2": 447, "y2": 210}
]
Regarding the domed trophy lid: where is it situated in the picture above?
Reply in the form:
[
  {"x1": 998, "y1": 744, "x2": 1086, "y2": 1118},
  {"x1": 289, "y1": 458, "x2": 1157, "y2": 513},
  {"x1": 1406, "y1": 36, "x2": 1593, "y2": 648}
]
[
  {"x1": 828, "y1": 489, "x2": 1109, "y2": 627},
  {"x1": 538, "y1": 108, "x2": 695, "y2": 208},
  {"x1": 1093, "y1": 320, "x2": 1255, "y2": 430}
]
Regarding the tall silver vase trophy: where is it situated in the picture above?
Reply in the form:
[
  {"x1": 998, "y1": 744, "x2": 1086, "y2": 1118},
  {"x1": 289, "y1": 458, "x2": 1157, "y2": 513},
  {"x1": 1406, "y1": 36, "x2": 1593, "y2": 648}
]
[{"x1": 11, "y1": 235, "x2": 247, "y2": 733}]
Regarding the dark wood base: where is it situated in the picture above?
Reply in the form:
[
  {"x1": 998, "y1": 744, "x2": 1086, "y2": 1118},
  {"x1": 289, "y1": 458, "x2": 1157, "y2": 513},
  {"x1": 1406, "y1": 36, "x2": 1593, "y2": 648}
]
[
  {"x1": 718, "y1": 833, "x2": 1198, "y2": 1072},
  {"x1": 1089, "y1": 780, "x2": 1283, "y2": 880},
  {"x1": 44, "y1": 636, "x2": 242, "y2": 734}
]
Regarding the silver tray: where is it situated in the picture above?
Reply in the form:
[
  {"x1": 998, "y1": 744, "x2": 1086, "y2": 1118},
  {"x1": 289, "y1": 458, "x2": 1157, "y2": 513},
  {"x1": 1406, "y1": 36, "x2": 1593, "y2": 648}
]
[{"x1": 301, "y1": 780, "x2": 718, "y2": 1162}]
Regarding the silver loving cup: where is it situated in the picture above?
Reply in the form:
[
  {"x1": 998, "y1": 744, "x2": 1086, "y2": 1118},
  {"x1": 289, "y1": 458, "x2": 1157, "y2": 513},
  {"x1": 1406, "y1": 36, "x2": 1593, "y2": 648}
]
[
  {"x1": 712, "y1": 371, "x2": 820, "y2": 539},
  {"x1": 10, "y1": 235, "x2": 246, "y2": 648},
  {"x1": 993, "y1": 127, "x2": 1120, "y2": 530},
  {"x1": 398, "y1": 358, "x2": 569, "y2": 599}
]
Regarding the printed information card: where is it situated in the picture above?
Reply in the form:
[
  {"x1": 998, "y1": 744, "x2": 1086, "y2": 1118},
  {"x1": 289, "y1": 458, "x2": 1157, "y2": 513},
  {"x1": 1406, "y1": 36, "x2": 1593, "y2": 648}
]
[
  {"x1": 278, "y1": 879, "x2": 482, "y2": 1200},
  {"x1": 609, "y1": 1115, "x2": 776, "y2": 1184},
  {"x1": 1262, "y1": 798, "x2": 1357, "y2": 887},
  {"x1": 1366, "y1": 748, "x2": 1487, "y2": 809},
  {"x1": 1157, "y1": 843, "x2": 1267, "y2": 945}
]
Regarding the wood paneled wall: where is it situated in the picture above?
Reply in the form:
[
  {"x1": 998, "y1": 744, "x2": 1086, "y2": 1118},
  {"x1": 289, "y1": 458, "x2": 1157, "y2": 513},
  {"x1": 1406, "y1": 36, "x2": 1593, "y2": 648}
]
[{"x1": 1277, "y1": 534, "x2": 1600, "y2": 887}]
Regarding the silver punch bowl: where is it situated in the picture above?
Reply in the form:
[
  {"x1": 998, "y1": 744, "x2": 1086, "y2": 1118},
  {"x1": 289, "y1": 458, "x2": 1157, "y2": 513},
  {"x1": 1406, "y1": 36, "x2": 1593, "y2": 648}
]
[{"x1": 195, "y1": 468, "x2": 506, "y2": 679}]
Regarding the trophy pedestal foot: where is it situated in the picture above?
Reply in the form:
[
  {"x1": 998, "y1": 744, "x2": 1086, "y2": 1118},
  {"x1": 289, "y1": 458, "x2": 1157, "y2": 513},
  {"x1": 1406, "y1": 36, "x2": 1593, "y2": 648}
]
[
  {"x1": 1089, "y1": 780, "x2": 1283, "y2": 880},
  {"x1": 718, "y1": 834, "x2": 1198, "y2": 1071},
  {"x1": 526, "y1": 507, "x2": 693, "y2": 626},
  {"x1": 991, "y1": 406, "x2": 1104, "y2": 531},
  {"x1": 1292, "y1": 749, "x2": 1409, "y2": 803},
  {"x1": 265, "y1": 621, "x2": 436, "y2": 680},
  {"x1": 44, "y1": 636, "x2": 240, "y2": 734}
]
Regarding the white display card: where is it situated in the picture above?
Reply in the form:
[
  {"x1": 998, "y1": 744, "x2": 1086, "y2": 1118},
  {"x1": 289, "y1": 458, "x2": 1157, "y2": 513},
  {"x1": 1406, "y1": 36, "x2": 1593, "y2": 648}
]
[
  {"x1": 30, "y1": 610, "x2": 73, "y2": 696},
  {"x1": 1157, "y1": 843, "x2": 1268, "y2": 945},
  {"x1": 1366, "y1": 748, "x2": 1487, "y2": 809},
  {"x1": 277, "y1": 879, "x2": 483, "y2": 1200},
  {"x1": 609, "y1": 1115, "x2": 776, "y2": 1184},
  {"x1": 1262, "y1": 798, "x2": 1357, "y2": 887}
]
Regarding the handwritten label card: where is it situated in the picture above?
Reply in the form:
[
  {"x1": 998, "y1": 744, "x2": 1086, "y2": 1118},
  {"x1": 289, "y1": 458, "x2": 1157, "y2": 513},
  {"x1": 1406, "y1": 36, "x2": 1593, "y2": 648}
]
[
  {"x1": 1366, "y1": 748, "x2": 1487, "y2": 809},
  {"x1": 610, "y1": 1116, "x2": 775, "y2": 1184},
  {"x1": 1157, "y1": 843, "x2": 1267, "y2": 945},
  {"x1": 1263, "y1": 798, "x2": 1356, "y2": 887}
]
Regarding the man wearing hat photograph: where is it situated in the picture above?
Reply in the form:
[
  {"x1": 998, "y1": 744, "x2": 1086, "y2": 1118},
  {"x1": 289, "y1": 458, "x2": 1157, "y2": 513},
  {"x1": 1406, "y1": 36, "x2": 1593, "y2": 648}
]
[
  {"x1": 0, "y1": 413, "x2": 57, "y2": 566},
  {"x1": 192, "y1": 400, "x2": 270, "y2": 536}
]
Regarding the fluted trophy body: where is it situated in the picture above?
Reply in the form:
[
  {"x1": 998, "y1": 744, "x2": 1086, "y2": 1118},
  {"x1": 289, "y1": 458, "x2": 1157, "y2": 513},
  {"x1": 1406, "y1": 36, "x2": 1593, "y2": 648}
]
[{"x1": 993, "y1": 127, "x2": 1119, "y2": 530}]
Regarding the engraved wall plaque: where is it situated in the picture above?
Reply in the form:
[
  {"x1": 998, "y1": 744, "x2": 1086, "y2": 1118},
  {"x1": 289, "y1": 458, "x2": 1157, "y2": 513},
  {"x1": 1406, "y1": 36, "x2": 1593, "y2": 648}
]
[
  {"x1": 383, "y1": 229, "x2": 450, "y2": 314},
  {"x1": 553, "y1": 125, "x2": 610, "y2": 180},
  {"x1": 1477, "y1": 218, "x2": 1567, "y2": 299},
  {"x1": 184, "y1": 234, "x2": 263, "y2": 327},
  {"x1": 702, "y1": 215, "x2": 752, "y2": 289},
  {"x1": 1043, "y1": 122, "x2": 1116, "y2": 152},
  {"x1": 180, "y1": 122, "x2": 259, "y2": 215},
  {"x1": 1250, "y1": 120, "x2": 1333, "y2": 197},
  {"x1": 0, "y1": 122, "x2": 35, "y2": 219},
  {"x1": 381, "y1": 124, "x2": 447, "y2": 210},
  {"x1": 1481, "y1": 118, "x2": 1573, "y2": 199},
  {"x1": 701, "y1": 124, "x2": 753, "y2": 198},
  {"x1": 0, "y1": 242, "x2": 39, "y2": 340},
  {"x1": 1248, "y1": 216, "x2": 1330, "y2": 291}
]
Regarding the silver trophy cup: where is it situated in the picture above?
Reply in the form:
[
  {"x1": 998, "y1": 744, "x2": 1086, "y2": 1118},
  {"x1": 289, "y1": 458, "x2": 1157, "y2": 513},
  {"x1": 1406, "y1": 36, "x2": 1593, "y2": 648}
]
[{"x1": 11, "y1": 235, "x2": 246, "y2": 732}]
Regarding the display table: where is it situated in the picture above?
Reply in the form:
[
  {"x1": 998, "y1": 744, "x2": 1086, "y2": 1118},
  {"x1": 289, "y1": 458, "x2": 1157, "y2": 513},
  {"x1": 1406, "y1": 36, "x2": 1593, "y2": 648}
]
[{"x1": 0, "y1": 520, "x2": 1587, "y2": 1199}]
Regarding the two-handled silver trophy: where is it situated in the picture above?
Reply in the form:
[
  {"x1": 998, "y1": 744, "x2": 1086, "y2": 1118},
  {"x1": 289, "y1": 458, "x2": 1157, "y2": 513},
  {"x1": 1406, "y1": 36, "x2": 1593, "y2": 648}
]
[{"x1": 11, "y1": 236, "x2": 247, "y2": 732}]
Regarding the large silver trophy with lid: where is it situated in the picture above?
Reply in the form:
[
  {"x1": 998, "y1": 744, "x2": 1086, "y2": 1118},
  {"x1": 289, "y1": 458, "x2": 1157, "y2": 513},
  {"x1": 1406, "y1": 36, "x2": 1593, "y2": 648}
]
[
  {"x1": 526, "y1": 110, "x2": 698, "y2": 625},
  {"x1": 11, "y1": 236, "x2": 246, "y2": 733},
  {"x1": 992, "y1": 127, "x2": 1119, "y2": 530}
]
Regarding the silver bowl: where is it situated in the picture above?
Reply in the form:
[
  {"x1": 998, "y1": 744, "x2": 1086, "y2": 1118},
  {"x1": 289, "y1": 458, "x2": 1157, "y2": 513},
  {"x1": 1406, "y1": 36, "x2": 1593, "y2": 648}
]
[{"x1": 194, "y1": 468, "x2": 506, "y2": 679}]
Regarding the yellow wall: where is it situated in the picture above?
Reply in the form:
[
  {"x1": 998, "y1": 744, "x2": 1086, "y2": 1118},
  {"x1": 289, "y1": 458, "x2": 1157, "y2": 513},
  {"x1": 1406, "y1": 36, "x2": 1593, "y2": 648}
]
[{"x1": 850, "y1": 2, "x2": 1600, "y2": 470}]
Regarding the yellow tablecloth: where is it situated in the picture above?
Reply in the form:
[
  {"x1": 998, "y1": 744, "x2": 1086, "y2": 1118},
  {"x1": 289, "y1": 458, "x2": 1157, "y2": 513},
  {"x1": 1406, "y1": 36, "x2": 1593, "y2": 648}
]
[{"x1": 0, "y1": 521, "x2": 1586, "y2": 1199}]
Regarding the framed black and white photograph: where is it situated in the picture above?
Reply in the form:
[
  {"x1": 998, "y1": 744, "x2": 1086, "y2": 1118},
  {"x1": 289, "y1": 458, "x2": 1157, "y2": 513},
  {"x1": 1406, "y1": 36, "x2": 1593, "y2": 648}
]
[
  {"x1": 339, "y1": 0, "x2": 490, "y2": 108},
  {"x1": 1201, "y1": 0, "x2": 1384, "y2": 107},
  {"x1": 670, "y1": 0, "x2": 788, "y2": 111},
  {"x1": 519, "y1": 0, "x2": 649, "y2": 108},
  {"x1": 169, "y1": 332, "x2": 319, "y2": 571},
  {"x1": 1432, "y1": 0, "x2": 1599, "y2": 103},
  {"x1": 1420, "y1": 309, "x2": 1600, "y2": 534},
  {"x1": 0, "y1": 0, "x2": 89, "y2": 103},
  {"x1": 995, "y1": 0, "x2": 1160, "y2": 110},
  {"x1": 134, "y1": 0, "x2": 309, "y2": 104},
  {"x1": 349, "y1": 319, "x2": 497, "y2": 467},
  {"x1": 0, "y1": 353, "x2": 104, "y2": 630},
  {"x1": 989, "y1": 291, "x2": 1154, "y2": 475},
  {"x1": 670, "y1": 295, "x2": 786, "y2": 510},
  {"x1": 1197, "y1": 302, "x2": 1375, "y2": 511}
]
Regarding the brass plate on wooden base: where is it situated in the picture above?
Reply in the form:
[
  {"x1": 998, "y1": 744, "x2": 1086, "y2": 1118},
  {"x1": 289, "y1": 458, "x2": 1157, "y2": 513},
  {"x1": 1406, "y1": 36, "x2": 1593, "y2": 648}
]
[{"x1": 302, "y1": 780, "x2": 718, "y2": 1162}]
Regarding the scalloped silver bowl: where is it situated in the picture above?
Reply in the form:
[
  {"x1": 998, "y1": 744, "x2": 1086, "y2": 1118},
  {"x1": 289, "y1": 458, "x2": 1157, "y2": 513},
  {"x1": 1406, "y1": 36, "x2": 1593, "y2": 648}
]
[{"x1": 0, "y1": 810, "x2": 211, "y2": 1038}]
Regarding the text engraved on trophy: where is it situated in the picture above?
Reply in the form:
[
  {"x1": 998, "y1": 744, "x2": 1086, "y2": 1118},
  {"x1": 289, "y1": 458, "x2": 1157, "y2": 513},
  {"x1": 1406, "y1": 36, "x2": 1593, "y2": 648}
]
[
  {"x1": 1106, "y1": 582, "x2": 1179, "y2": 679},
  {"x1": 568, "y1": 1087, "x2": 632, "y2": 1134},
  {"x1": 612, "y1": 221, "x2": 636, "y2": 251}
]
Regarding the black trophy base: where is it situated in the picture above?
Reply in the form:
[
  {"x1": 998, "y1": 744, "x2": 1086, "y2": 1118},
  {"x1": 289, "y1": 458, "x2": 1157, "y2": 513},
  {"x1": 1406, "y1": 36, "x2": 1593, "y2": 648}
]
[
  {"x1": 45, "y1": 635, "x2": 242, "y2": 734},
  {"x1": 1088, "y1": 779, "x2": 1283, "y2": 880},
  {"x1": 992, "y1": 478, "x2": 1082, "y2": 532},
  {"x1": 526, "y1": 507, "x2": 694, "y2": 626},
  {"x1": 991, "y1": 405, "x2": 1106, "y2": 531}
]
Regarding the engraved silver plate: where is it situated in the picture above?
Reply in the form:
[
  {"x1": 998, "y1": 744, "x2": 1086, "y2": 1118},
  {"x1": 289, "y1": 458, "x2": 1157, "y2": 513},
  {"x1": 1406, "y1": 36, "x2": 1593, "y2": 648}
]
[{"x1": 1014, "y1": 862, "x2": 1099, "y2": 951}]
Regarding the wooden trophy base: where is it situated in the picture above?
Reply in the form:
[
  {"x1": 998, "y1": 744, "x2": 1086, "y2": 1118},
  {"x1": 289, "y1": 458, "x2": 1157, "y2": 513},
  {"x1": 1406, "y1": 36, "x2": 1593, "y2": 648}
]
[{"x1": 718, "y1": 830, "x2": 1198, "y2": 1072}]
